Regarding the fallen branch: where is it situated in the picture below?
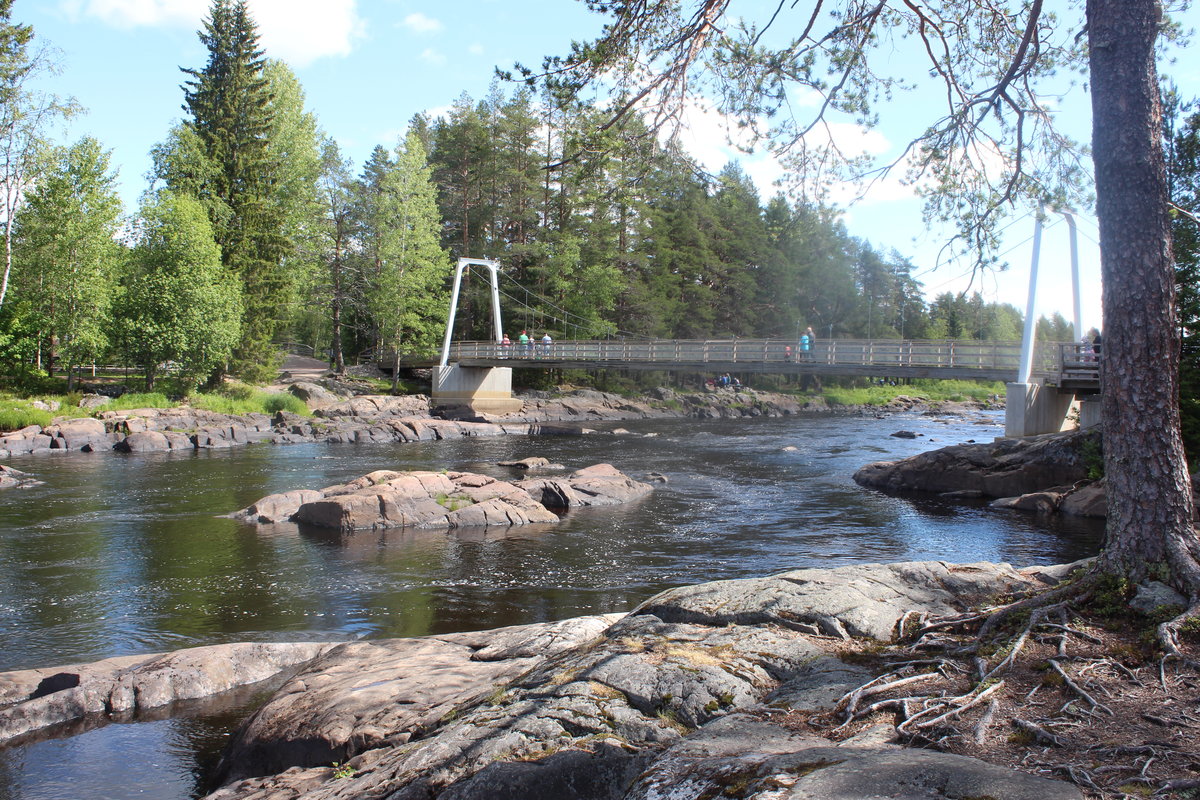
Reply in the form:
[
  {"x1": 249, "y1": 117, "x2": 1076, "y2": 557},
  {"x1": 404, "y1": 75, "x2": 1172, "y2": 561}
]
[
  {"x1": 1049, "y1": 659, "x2": 1113, "y2": 715},
  {"x1": 1012, "y1": 718, "x2": 1064, "y2": 747}
]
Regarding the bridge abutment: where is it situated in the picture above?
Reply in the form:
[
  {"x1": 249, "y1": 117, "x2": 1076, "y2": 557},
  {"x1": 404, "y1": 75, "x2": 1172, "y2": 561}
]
[
  {"x1": 1005, "y1": 382, "x2": 1080, "y2": 437},
  {"x1": 432, "y1": 366, "x2": 523, "y2": 415}
]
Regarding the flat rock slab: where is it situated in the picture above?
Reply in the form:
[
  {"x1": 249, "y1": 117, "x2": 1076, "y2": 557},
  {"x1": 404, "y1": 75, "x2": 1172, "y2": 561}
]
[
  {"x1": 635, "y1": 560, "x2": 1035, "y2": 640},
  {"x1": 200, "y1": 560, "x2": 1081, "y2": 800},
  {"x1": 217, "y1": 615, "x2": 619, "y2": 782},
  {"x1": 0, "y1": 642, "x2": 333, "y2": 745}
]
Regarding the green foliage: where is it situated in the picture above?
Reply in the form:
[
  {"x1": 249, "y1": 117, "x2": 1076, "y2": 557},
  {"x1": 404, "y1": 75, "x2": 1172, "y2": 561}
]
[
  {"x1": 10, "y1": 137, "x2": 123, "y2": 387},
  {"x1": 1080, "y1": 435, "x2": 1105, "y2": 480},
  {"x1": 161, "y1": 0, "x2": 298, "y2": 381},
  {"x1": 330, "y1": 762, "x2": 356, "y2": 780},
  {"x1": 114, "y1": 191, "x2": 242, "y2": 392},
  {"x1": 369, "y1": 132, "x2": 451, "y2": 389}
]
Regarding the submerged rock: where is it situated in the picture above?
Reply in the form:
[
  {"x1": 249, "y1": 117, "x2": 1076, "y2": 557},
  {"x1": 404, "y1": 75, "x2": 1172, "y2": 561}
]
[{"x1": 0, "y1": 464, "x2": 42, "y2": 489}]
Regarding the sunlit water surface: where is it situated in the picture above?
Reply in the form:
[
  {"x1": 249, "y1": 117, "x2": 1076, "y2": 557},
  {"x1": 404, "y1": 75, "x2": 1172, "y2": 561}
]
[{"x1": 0, "y1": 411, "x2": 1103, "y2": 799}]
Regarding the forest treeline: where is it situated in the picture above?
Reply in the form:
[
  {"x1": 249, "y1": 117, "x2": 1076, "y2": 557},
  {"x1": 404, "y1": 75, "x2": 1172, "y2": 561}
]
[{"x1": 0, "y1": 0, "x2": 1123, "y2": 394}]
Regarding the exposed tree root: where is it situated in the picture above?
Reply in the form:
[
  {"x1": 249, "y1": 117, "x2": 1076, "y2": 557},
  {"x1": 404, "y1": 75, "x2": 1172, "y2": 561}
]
[{"x1": 785, "y1": 571, "x2": 1200, "y2": 798}]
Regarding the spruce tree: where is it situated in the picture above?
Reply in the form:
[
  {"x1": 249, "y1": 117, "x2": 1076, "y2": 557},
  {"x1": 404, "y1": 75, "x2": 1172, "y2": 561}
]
[{"x1": 177, "y1": 0, "x2": 285, "y2": 382}]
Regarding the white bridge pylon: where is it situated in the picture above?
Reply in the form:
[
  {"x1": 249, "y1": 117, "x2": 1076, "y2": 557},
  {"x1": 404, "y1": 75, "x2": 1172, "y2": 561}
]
[
  {"x1": 439, "y1": 257, "x2": 503, "y2": 368},
  {"x1": 1008, "y1": 207, "x2": 1092, "y2": 438}
]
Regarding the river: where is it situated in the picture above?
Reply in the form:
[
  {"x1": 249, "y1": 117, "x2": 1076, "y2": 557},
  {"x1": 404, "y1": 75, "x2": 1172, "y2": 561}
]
[{"x1": 0, "y1": 410, "x2": 1103, "y2": 799}]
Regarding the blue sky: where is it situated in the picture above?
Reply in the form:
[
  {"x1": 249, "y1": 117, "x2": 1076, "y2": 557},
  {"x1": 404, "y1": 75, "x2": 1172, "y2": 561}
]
[{"x1": 20, "y1": 1, "x2": 1200, "y2": 333}]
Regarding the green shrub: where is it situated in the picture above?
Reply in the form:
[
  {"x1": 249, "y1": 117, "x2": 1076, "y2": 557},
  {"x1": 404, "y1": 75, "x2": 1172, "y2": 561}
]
[
  {"x1": 190, "y1": 390, "x2": 311, "y2": 417},
  {"x1": 261, "y1": 392, "x2": 308, "y2": 415}
]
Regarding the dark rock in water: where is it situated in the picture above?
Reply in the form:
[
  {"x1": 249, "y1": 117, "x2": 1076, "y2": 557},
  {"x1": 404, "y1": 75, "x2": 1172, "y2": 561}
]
[
  {"x1": 855, "y1": 429, "x2": 1096, "y2": 500},
  {"x1": 890, "y1": 430, "x2": 918, "y2": 439},
  {"x1": 497, "y1": 456, "x2": 563, "y2": 471}
]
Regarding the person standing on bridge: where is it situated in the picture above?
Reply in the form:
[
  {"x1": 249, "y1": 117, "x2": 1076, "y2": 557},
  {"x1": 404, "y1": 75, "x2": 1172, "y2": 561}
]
[
  {"x1": 518, "y1": 330, "x2": 530, "y2": 357},
  {"x1": 500, "y1": 333, "x2": 511, "y2": 359},
  {"x1": 799, "y1": 329, "x2": 811, "y2": 362},
  {"x1": 540, "y1": 332, "x2": 553, "y2": 358},
  {"x1": 804, "y1": 327, "x2": 816, "y2": 361}
]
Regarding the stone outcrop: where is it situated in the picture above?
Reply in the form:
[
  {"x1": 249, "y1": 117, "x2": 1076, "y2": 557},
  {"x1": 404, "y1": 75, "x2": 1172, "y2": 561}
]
[
  {"x1": 515, "y1": 463, "x2": 655, "y2": 509},
  {"x1": 216, "y1": 615, "x2": 619, "y2": 783},
  {"x1": 854, "y1": 428, "x2": 1096, "y2": 500},
  {"x1": 287, "y1": 381, "x2": 348, "y2": 410},
  {"x1": 229, "y1": 465, "x2": 651, "y2": 531},
  {"x1": 199, "y1": 560, "x2": 1081, "y2": 800},
  {"x1": 0, "y1": 642, "x2": 334, "y2": 745}
]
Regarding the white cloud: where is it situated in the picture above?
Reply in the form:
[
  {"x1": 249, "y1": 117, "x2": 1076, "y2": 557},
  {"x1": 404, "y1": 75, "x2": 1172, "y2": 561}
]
[
  {"x1": 402, "y1": 12, "x2": 443, "y2": 34},
  {"x1": 61, "y1": 0, "x2": 366, "y2": 67},
  {"x1": 468, "y1": 43, "x2": 484, "y2": 56},
  {"x1": 420, "y1": 48, "x2": 447, "y2": 67}
]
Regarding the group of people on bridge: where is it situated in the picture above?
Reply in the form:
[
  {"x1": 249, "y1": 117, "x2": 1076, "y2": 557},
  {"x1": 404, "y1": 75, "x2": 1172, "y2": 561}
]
[
  {"x1": 790, "y1": 326, "x2": 817, "y2": 362},
  {"x1": 499, "y1": 330, "x2": 553, "y2": 358}
]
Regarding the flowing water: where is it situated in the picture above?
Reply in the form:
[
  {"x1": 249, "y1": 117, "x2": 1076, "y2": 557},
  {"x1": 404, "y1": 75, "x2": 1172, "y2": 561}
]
[{"x1": 0, "y1": 410, "x2": 1104, "y2": 799}]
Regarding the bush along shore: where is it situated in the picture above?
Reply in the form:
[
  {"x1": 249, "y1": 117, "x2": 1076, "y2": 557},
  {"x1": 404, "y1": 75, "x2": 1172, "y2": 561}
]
[{"x1": 0, "y1": 379, "x2": 1003, "y2": 464}]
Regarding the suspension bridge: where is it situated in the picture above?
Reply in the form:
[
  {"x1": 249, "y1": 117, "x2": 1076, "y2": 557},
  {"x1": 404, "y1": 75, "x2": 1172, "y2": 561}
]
[{"x1": 386, "y1": 254, "x2": 1101, "y2": 439}]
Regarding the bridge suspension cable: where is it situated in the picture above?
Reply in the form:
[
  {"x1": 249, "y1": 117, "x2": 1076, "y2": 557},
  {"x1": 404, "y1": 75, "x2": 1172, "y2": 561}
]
[{"x1": 495, "y1": 271, "x2": 643, "y2": 339}]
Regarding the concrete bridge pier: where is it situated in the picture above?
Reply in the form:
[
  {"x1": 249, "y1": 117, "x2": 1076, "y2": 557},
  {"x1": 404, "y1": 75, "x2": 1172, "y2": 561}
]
[
  {"x1": 1005, "y1": 382, "x2": 1079, "y2": 437},
  {"x1": 432, "y1": 365, "x2": 523, "y2": 415}
]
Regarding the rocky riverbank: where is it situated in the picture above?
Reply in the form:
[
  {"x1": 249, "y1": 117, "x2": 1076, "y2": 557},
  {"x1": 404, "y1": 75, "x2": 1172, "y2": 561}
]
[
  {"x1": 0, "y1": 560, "x2": 1087, "y2": 799},
  {"x1": 0, "y1": 380, "x2": 997, "y2": 467}
]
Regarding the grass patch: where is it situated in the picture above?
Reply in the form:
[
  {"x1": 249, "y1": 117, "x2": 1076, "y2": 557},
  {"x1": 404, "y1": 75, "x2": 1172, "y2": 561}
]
[
  {"x1": 0, "y1": 404, "x2": 53, "y2": 432},
  {"x1": 807, "y1": 378, "x2": 1004, "y2": 407},
  {"x1": 190, "y1": 390, "x2": 311, "y2": 417},
  {"x1": 96, "y1": 392, "x2": 174, "y2": 412}
]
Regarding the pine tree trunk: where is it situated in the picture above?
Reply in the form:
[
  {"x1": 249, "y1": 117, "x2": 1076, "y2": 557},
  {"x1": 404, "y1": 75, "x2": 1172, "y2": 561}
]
[{"x1": 1088, "y1": 0, "x2": 1200, "y2": 589}]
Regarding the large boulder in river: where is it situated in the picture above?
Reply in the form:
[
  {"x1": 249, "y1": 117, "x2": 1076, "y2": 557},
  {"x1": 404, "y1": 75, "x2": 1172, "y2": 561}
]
[
  {"x1": 230, "y1": 465, "x2": 652, "y2": 530},
  {"x1": 0, "y1": 464, "x2": 41, "y2": 489},
  {"x1": 854, "y1": 428, "x2": 1096, "y2": 499},
  {"x1": 45, "y1": 416, "x2": 111, "y2": 451},
  {"x1": 517, "y1": 463, "x2": 654, "y2": 508},
  {"x1": 293, "y1": 471, "x2": 558, "y2": 531}
]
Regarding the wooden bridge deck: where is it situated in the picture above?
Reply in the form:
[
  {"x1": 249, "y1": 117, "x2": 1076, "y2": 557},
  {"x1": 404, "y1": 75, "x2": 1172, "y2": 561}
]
[{"x1": 386, "y1": 338, "x2": 1099, "y2": 387}]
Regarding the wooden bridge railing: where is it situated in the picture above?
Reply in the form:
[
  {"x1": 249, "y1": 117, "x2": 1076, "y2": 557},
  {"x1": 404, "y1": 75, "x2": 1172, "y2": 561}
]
[{"x1": 437, "y1": 337, "x2": 1066, "y2": 375}]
